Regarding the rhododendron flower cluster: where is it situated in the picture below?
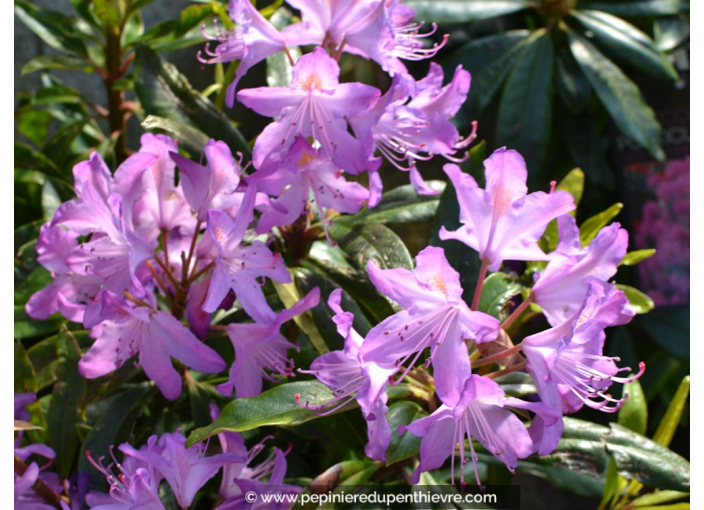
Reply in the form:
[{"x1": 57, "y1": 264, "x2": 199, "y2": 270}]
[{"x1": 18, "y1": 0, "x2": 651, "y2": 506}]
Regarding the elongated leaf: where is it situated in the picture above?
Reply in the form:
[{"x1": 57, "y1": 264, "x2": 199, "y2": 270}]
[
  {"x1": 568, "y1": 31, "x2": 665, "y2": 162},
  {"x1": 385, "y1": 401, "x2": 428, "y2": 466},
  {"x1": 493, "y1": 372, "x2": 536, "y2": 398},
  {"x1": 133, "y1": 4, "x2": 213, "y2": 47},
  {"x1": 133, "y1": 44, "x2": 250, "y2": 158},
  {"x1": 653, "y1": 375, "x2": 689, "y2": 447},
  {"x1": 630, "y1": 490, "x2": 689, "y2": 507},
  {"x1": 497, "y1": 29, "x2": 554, "y2": 173},
  {"x1": 78, "y1": 383, "x2": 156, "y2": 490},
  {"x1": 337, "y1": 181, "x2": 445, "y2": 226},
  {"x1": 619, "y1": 249, "x2": 656, "y2": 266},
  {"x1": 654, "y1": 15, "x2": 690, "y2": 52},
  {"x1": 301, "y1": 460, "x2": 380, "y2": 497},
  {"x1": 600, "y1": 456, "x2": 620, "y2": 509},
  {"x1": 635, "y1": 307, "x2": 689, "y2": 359},
  {"x1": 47, "y1": 328, "x2": 86, "y2": 479},
  {"x1": 568, "y1": 10, "x2": 678, "y2": 81},
  {"x1": 618, "y1": 378, "x2": 648, "y2": 435},
  {"x1": 273, "y1": 273, "x2": 329, "y2": 355},
  {"x1": 27, "y1": 335, "x2": 60, "y2": 391},
  {"x1": 14, "y1": 306, "x2": 64, "y2": 340},
  {"x1": 579, "y1": 203, "x2": 623, "y2": 246},
  {"x1": 467, "y1": 31, "x2": 538, "y2": 115},
  {"x1": 21, "y1": 55, "x2": 94, "y2": 76},
  {"x1": 267, "y1": 7, "x2": 301, "y2": 88},
  {"x1": 477, "y1": 272, "x2": 523, "y2": 320},
  {"x1": 14, "y1": 2, "x2": 89, "y2": 56},
  {"x1": 186, "y1": 381, "x2": 354, "y2": 446},
  {"x1": 616, "y1": 284, "x2": 654, "y2": 314},
  {"x1": 15, "y1": 344, "x2": 38, "y2": 394},
  {"x1": 577, "y1": 0, "x2": 679, "y2": 17},
  {"x1": 555, "y1": 47, "x2": 592, "y2": 114},
  {"x1": 141, "y1": 115, "x2": 210, "y2": 153},
  {"x1": 328, "y1": 222, "x2": 413, "y2": 272},
  {"x1": 404, "y1": 0, "x2": 529, "y2": 23},
  {"x1": 539, "y1": 418, "x2": 691, "y2": 492}
]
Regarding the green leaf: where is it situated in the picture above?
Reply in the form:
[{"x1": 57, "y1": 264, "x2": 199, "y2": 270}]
[
  {"x1": 577, "y1": 0, "x2": 680, "y2": 17},
  {"x1": 133, "y1": 44, "x2": 250, "y2": 158},
  {"x1": 21, "y1": 55, "x2": 94, "y2": 76},
  {"x1": 141, "y1": 115, "x2": 211, "y2": 153},
  {"x1": 186, "y1": 381, "x2": 354, "y2": 446},
  {"x1": 27, "y1": 335, "x2": 60, "y2": 391},
  {"x1": 539, "y1": 418, "x2": 691, "y2": 492},
  {"x1": 579, "y1": 202, "x2": 623, "y2": 246},
  {"x1": 493, "y1": 372, "x2": 537, "y2": 398},
  {"x1": 403, "y1": 0, "x2": 529, "y2": 23},
  {"x1": 568, "y1": 31, "x2": 665, "y2": 162},
  {"x1": 266, "y1": 7, "x2": 301, "y2": 88},
  {"x1": 127, "y1": 0, "x2": 157, "y2": 15},
  {"x1": 477, "y1": 273, "x2": 523, "y2": 320},
  {"x1": 555, "y1": 47, "x2": 592, "y2": 115},
  {"x1": 630, "y1": 490, "x2": 689, "y2": 507},
  {"x1": 616, "y1": 284, "x2": 654, "y2": 314},
  {"x1": 42, "y1": 180, "x2": 62, "y2": 220},
  {"x1": 14, "y1": 1, "x2": 89, "y2": 56},
  {"x1": 186, "y1": 372, "x2": 215, "y2": 429},
  {"x1": 496, "y1": 29, "x2": 554, "y2": 173},
  {"x1": 337, "y1": 181, "x2": 446, "y2": 226},
  {"x1": 654, "y1": 15, "x2": 690, "y2": 52},
  {"x1": 653, "y1": 375, "x2": 689, "y2": 447},
  {"x1": 328, "y1": 222, "x2": 413, "y2": 272},
  {"x1": 429, "y1": 142, "x2": 485, "y2": 305},
  {"x1": 567, "y1": 10, "x2": 678, "y2": 81},
  {"x1": 273, "y1": 272, "x2": 330, "y2": 355},
  {"x1": 133, "y1": 4, "x2": 213, "y2": 48},
  {"x1": 385, "y1": 401, "x2": 428, "y2": 466},
  {"x1": 295, "y1": 460, "x2": 381, "y2": 506},
  {"x1": 122, "y1": 10, "x2": 144, "y2": 47},
  {"x1": 15, "y1": 344, "x2": 38, "y2": 394},
  {"x1": 618, "y1": 378, "x2": 648, "y2": 435},
  {"x1": 634, "y1": 308, "x2": 688, "y2": 359},
  {"x1": 619, "y1": 249, "x2": 656, "y2": 266},
  {"x1": 465, "y1": 31, "x2": 538, "y2": 115},
  {"x1": 78, "y1": 383, "x2": 156, "y2": 490},
  {"x1": 17, "y1": 109, "x2": 53, "y2": 147},
  {"x1": 47, "y1": 328, "x2": 87, "y2": 479},
  {"x1": 599, "y1": 455, "x2": 620, "y2": 510},
  {"x1": 14, "y1": 306, "x2": 64, "y2": 340},
  {"x1": 42, "y1": 119, "x2": 92, "y2": 168}
]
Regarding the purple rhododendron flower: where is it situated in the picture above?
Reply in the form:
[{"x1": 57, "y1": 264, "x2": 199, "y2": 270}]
[
  {"x1": 15, "y1": 462, "x2": 63, "y2": 510},
  {"x1": 532, "y1": 215, "x2": 634, "y2": 326},
  {"x1": 199, "y1": 0, "x2": 290, "y2": 107},
  {"x1": 218, "y1": 287, "x2": 320, "y2": 398},
  {"x1": 400, "y1": 374, "x2": 558, "y2": 486},
  {"x1": 79, "y1": 291, "x2": 226, "y2": 400},
  {"x1": 523, "y1": 280, "x2": 644, "y2": 453},
  {"x1": 360, "y1": 246, "x2": 499, "y2": 404},
  {"x1": 238, "y1": 47, "x2": 380, "y2": 174},
  {"x1": 440, "y1": 149, "x2": 576, "y2": 271}
]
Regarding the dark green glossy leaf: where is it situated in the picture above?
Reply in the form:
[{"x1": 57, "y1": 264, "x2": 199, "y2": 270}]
[
  {"x1": 386, "y1": 401, "x2": 428, "y2": 466},
  {"x1": 328, "y1": 222, "x2": 413, "y2": 271},
  {"x1": 653, "y1": 375, "x2": 689, "y2": 447},
  {"x1": 293, "y1": 267, "x2": 373, "y2": 352},
  {"x1": 302, "y1": 258, "x2": 397, "y2": 324},
  {"x1": 42, "y1": 119, "x2": 91, "y2": 168},
  {"x1": 618, "y1": 378, "x2": 648, "y2": 436},
  {"x1": 577, "y1": 0, "x2": 679, "y2": 17},
  {"x1": 186, "y1": 381, "x2": 354, "y2": 446},
  {"x1": 568, "y1": 10, "x2": 678, "y2": 81},
  {"x1": 17, "y1": 109, "x2": 53, "y2": 147},
  {"x1": 47, "y1": 329, "x2": 87, "y2": 479},
  {"x1": 14, "y1": 2, "x2": 89, "y2": 56},
  {"x1": 78, "y1": 383, "x2": 156, "y2": 490},
  {"x1": 634, "y1": 307, "x2": 688, "y2": 359},
  {"x1": 186, "y1": 372, "x2": 215, "y2": 429},
  {"x1": 477, "y1": 272, "x2": 523, "y2": 320},
  {"x1": 134, "y1": 4, "x2": 213, "y2": 48},
  {"x1": 555, "y1": 47, "x2": 592, "y2": 115},
  {"x1": 14, "y1": 306, "x2": 64, "y2": 340},
  {"x1": 27, "y1": 335, "x2": 60, "y2": 391},
  {"x1": 466, "y1": 31, "x2": 539, "y2": 115},
  {"x1": 579, "y1": 203, "x2": 623, "y2": 246},
  {"x1": 497, "y1": 29, "x2": 554, "y2": 173},
  {"x1": 68, "y1": 0, "x2": 102, "y2": 29},
  {"x1": 493, "y1": 372, "x2": 536, "y2": 398},
  {"x1": 21, "y1": 55, "x2": 94, "y2": 76},
  {"x1": 568, "y1": 31, "x2": 665, "y2": 162},
  {"x1": 616, "y1": 284, "x2": 654, "y2": 314},
  {"x1": 133, "y1": 44, "x2": 250, "y2": 158},
  {"x1": 619, "y1": 249, "x2": 656, "y2": 266},
  {"x1": 122, "y1": 10, "x2": 144, "y2": 47},
  {"x1": 14, "y1": 266, "x2": 51, "y2": 307},
  {"x1": 429, "y1": 142, "x2": 485, "y2": 305},
  {"x1": 654, "y1": 15, "x2": 690, "y2": 52},
  {"x1": 141, "y1": 115, "x2": 210, "y2": 153},
  {"x1": 15, "y1": 344, "x2": 38, "y2": 394},
  {"x1": 538, "y1": 418, "x2": 691, "y2": 492},
  {"x1": 337, "y1": 181, "x2": 446, "y2": 226},
  {"x1": 404, "y1": 0, "x2": 529, "y2": 23}
]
